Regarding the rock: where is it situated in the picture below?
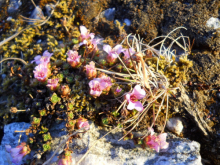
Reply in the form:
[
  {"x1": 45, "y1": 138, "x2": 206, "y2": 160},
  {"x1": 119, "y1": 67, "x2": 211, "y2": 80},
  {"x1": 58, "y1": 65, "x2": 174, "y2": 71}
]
[
  {"x1": 124, "y1": 18, "x2": 132, "y2": 26},
  {"x1": 166, "y1": 117, "x2": 184, "y2": 135},
  {"x1": 29, "y1": 6, "x2": 45, "y2": 24},
  {"x1": 7, "y1": 0, "x2": 22, "y2": 14},
  {"x1": 48, "y1": 122, "x2": 201, "y2": 165},
  {"x1": 206, "y1": 17, "x2": 220, "y2": 29},
  {"x1": 102, "y1": 8, "x2": 116, "y2": 21},
  {"x1": 0, "y1": 122, "x2": 202, "y2": 165},
  {"x1": 0, "y1": 122, "x2": 31, "y2": 165}
]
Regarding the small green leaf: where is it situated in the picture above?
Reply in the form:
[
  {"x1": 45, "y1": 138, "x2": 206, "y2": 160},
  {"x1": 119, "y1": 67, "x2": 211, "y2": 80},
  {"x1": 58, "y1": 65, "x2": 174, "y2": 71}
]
[
  {"x1": 112, "y1": 111, "x2": 120, "y2": 117},
  {"x1": 43, "y1": 142, "x2": 51, "y2": 152},
  {"x1": 50, "y1": 93, "x2": 61, "y2": 104},
  {"x1": 72, "y1": 38, "x2": 79, "y2": 44},
  {"x1": 43, "y1": 133, "x2": 52, "y2": 141},
  {"x1": 102, "y1": 118, "x2": 109, "y2": 125}
]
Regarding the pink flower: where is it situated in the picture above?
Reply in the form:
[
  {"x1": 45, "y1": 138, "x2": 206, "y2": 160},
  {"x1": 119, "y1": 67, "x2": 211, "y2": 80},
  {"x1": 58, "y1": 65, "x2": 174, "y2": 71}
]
[
  {"x1": 89, "y1": 78, "x2": 103, "y2": 97},
  {"x1": 85, "y1": 61, "x2": 97, "y2": 80},
  {"x1": 91, "y1": 38, "x2": 101, "y2": 52},
  {"x1": 47, "y1": 78, "x2": 59, "y2": 91},
  {"x1": 58, "y1": 157, "x2": 72, "y2": 165},
  {"x1": 123, "y1": 48, "x2": 136, "y2": 59},
  {"x1": 99, "y1": 75, "x2": 112, "y2": 93},
  {"x1": 33, "y1": 64, "x2": 50, "y2": 82},
  {"x1": 116, "y1": 86, "x2": 122, "y2": 93},
  {"x1": 67, "y1": 50, "x2": 81, "y2": 68},
  {"x1": 103, "y1": 44, "x2": 123, "y2": 64},
  {"x1": 144, "y1": 128, "x2": 169, "y2": 152},
  {"x1": 58, "y1": 150, "x2": 72, "y2": 165},
  {"x1": 5, "y1": 142, "x2": 30, "y2": 165},
  {"x1": 31, "y1": 55, "x2": 41, "y2": 65},
  {"x1": 79, "y1": 26, "x2": 95, "y2": 45},
  {"x1": 31, "y1": 50, "x2": 53, "y2": 64},
  {"x1": 76, "y1": 117, "x2": 90, "y2": 130},
  {"x1": 126, "y1": 85, "x2": 146, "y2": 111}
]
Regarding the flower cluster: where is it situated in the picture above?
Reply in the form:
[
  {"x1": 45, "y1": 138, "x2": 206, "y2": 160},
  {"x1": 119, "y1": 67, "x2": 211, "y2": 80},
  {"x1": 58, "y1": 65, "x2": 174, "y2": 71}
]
[
  {"x1": 5, "y1": 142, "x2": 30, "y2": 165},
  {"x1": 32, "y1": 50, "x2": 53, "y2": 83},
  {"x1": 89, "y1": 75, "x2": 112, "y2": 98},
  {"x1": 143, "y1": 128, "x2": 169, "y2": 152}
]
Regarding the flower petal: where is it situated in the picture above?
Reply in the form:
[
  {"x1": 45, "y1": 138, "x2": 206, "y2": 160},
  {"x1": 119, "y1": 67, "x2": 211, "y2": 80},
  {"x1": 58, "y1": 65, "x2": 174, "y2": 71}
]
[
  {"x1": 80, "y1": 26, "x2": 88, "y2": 35},
  {"x1": 133, "y1": 85, "x2": 146, "y2": 99},
  {"x1": 127, "y1": 101, "x2": 135, "y2": 110},
  {"x1": 103, "y1": 45, "x2": 112, "y2": 54},
  {"x1": 132, "y1": 101, "x2": 144, "y2": 111}
]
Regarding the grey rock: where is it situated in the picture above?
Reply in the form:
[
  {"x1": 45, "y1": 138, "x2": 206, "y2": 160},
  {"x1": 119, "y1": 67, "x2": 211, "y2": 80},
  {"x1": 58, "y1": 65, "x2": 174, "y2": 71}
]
[
  {"x1": 166, "y1": 117, "x2": 184, "y2": 135},
  {"x1": 29, "y1": 6, "x2": 45, "y2": 24},
  {"x1": 206, "y1": 17, "x2": 220, "y2": 29},
  {"x1": 102, "y1": 8, "x2": 115, "y2": 21},
  {"x1": 0, "y1": 122, "x2": 202, "y2": 165},
  {"x1": 0, "y1": 122, "x2": 31, "y2": 165},
  {"x1": 7, "y1": 0, "x2": 22, "y2": 14},
  {"x1": 48, "y1": 122, "x2": 201, "y2": 165}
]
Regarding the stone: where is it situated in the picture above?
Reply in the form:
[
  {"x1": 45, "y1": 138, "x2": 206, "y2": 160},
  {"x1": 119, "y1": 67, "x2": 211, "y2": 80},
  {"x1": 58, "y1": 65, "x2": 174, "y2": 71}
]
[
  {"x1": 29, "y1": 6, "x2": 45, "y2": 24},
  {"x1": 102, "y1": 8, "x2": 115, "y2": 21},
  {"x1": 7, "y1": 0, "x2": 22, "y2": 14},
  {"x1": 0, "y1": 122, "x2": 31, "y2": 165},
  {"x1": 0, "y1": 122, "x2": 202, "y2": 165},
  {"x1": 166, "y1": 117, "x2": 184, "y2": 135},
  {"x1": 206, "y1": 17, "x2": 220, "y2": 29}
]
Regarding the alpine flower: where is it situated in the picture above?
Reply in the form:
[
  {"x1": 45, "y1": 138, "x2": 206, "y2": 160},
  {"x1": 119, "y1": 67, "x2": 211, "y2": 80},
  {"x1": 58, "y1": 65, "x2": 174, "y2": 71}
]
[
  {"x1": 123, "y1": 48, "x2": 136, "y2": 59},
  {"x1": 103, "y1": 44, "x2": 123, "y2": 65},
  {"x1": 46, "y1": 78, "x2": 59, "y2": 91},
  {"x1": 89, "y1": 78, "x2": 103, "y2": 97},
  {"x1": 79, "y1": 25, "x2": 95, "y2": 45},
  {"x1": 76, "y1": 117, "x2": 90, "y2": 130},
  {"x1": 58, "y1": 150, "x2": 72, "y2": 165},
  {"x1": 33, "y1": 64, "x2": 50, "y2": 82},
  {"x1": 143, "y1": 128, "x2": 169, "y2": 152},
  {"x1": 85, "y1": 61, "x2": 97, "y2": 80},
  {"x1": 31, "y1": 50, "x2": 53, "y2": 65},
  {"x1": 126, "y1": 85, "x2": 146, "y2": 111},
  {"x1": 5, "y1": 142, "x2": 30, "y2": 165},
  {"x1": 67, "y1": 50, "x2": 81, "y2": 68},
  {"x1": 99, "y1": 74, "x2": 112, "y2": 94}
]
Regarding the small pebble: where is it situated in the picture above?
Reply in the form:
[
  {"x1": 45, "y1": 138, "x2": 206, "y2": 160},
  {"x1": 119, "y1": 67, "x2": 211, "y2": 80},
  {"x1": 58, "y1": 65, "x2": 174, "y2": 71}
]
[{"x1": 166, "y1": 117, "x2": 183, "y2": 135}]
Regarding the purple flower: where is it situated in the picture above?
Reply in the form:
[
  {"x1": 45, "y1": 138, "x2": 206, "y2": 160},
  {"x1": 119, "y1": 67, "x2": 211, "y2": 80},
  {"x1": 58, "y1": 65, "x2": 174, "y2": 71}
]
[
  {"x1": 5, "y1": 142, "x2": 30, "y2": 165},
  {"x1": 79, "y1": 26, "x2": 95, "y2": 45},
  {"x1": 85, "y1": 61, "x2": 97, "y2": 80},
  {"x1": 99, "y1": 75, "x2": 112, "y2": 93},
  {"x1": 76, "y1": 117, "x2": 90, "y2": 130},
  {"x1": 89, "y1": 78, "x2": 103, "y2": 97},
  {"x1": 47, "y1": 78, "x2": 59, "y2": 91},
  {"x1": 33, "y1": 64, "x2": 50, "y2": 82},
  {"x1": 126, "y1": 85, "x2": 146, "y2": 111},
  {"x1": 67, "y1": 50, "x2": 81, "y2": 68},
  {"x1": 123, "y1": 48, "x2": 136, "y2": 59},
  {"x1": 91, "y1": 38, "x2": 101, "y2": 52},
  {"x1": 144, "y1": 128, "x2": 169, "y2": 152},
  {"x1": 103, "y1": 44, "x2": 123, "y2": 64},
  {"x1": 31, "y1": 50, "x2": 53, "y2": 65}
]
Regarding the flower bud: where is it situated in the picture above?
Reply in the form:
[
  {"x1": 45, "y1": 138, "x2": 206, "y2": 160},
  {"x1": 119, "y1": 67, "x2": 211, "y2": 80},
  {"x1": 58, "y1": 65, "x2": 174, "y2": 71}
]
[
  {"x1": 85, "y1": 61, "x2": 97, "y2": 80},
  {"x1": 67, "y1": 50, "x2": 81, "y2": 68},
  {"x1": 76, "y1": 117, "x2": 90, "y2": 130},
  {"x1": 59, "y1": 85, "x2": 71, "y2": 97}
]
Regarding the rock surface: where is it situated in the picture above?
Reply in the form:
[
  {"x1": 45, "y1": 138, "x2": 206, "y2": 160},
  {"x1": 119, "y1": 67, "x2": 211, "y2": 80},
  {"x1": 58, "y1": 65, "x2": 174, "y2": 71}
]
[
  {"x1": 0, "y1": 122, "x2": 202, "y2": 165},
  {"x1": 0, "y1": 122, "x2": 31, "y2": 165}
]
